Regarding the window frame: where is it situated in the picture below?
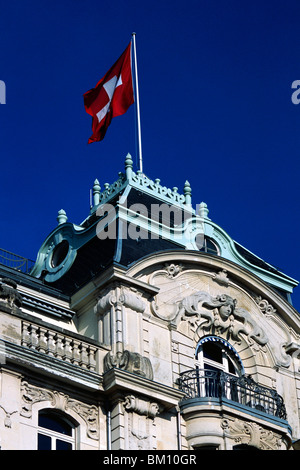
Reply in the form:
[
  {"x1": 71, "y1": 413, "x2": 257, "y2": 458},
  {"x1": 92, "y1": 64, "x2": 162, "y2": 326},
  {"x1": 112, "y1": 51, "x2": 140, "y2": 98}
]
[
  {"x1": 195, "y1": 336, "x2": 244, "y2": 377},
  {"x1": 196, "y1": 236, "x2": 219, "y2": 255},
  {"x1": 37, "y1": 410, "x2": 77, "y2": 450}
]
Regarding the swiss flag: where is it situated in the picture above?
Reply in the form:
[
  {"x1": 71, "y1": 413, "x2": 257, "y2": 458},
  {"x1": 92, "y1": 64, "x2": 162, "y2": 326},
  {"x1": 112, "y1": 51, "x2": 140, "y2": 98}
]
[{"x1": 84, "y1": 42, "x2": 134, "y2": 144}]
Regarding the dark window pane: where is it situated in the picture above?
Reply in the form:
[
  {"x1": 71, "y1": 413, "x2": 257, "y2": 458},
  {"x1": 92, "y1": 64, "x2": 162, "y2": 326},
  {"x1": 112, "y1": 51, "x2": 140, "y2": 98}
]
[
  {"x1": 202, "y1": 342, "x2": 222, "y2": 363},
  {"x1": 56, "y1": 439, "x2": 73, "y2": 450},
  {"x1": 51, "y1": 240, "x2": 69, "y2": 267},
  {"x1": 233, "y1": 444, "x2": 260, "y2": 450},
  {"x1": 204, "y1": 363, "x2": 220, "y2": 372},
  {"x1": 198, "y1": 236, "x2": 218, "y2": 255},
  {"x1": 38, "y1": 433, "x2": 52, "y2": 450},
  {"x1": 195, "y1": 445, "x2": 218, "y2": 450},
  {"x1": 39, "y1": 413, "x2": 72, "y2": 436},
  {"x1": 228, "y1": 357, "x2": 236, "y2": 374},
  {"x1": 206, "y1": 239, "x2": 218, "y2": 255}
]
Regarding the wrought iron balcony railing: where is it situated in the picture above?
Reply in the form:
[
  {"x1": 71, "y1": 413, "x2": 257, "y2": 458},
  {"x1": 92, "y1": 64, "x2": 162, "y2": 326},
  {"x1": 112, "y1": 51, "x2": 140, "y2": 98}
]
[
  {"x1": 178, "y1": 369, "x2": 287, "y2": 420},
  {"x1": 0, "y1": 248, "x2": 35, "y2": 274}
]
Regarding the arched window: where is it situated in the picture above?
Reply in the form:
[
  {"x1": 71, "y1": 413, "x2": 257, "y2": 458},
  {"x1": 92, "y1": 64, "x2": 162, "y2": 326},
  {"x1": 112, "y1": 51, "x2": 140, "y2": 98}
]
[
  {"x1": 194, "y1": 336, "x2": 244, "y2": 401},
  {"x1": 195, "y1": 336, "x2": 244, "y2": 376},
  {"x1": 37, "y1": 410, "x2": 76, "y2": 450}
]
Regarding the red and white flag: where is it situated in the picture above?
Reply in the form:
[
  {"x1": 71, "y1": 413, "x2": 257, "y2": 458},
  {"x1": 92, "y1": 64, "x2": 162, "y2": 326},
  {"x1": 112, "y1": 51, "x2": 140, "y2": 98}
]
[{"x1": 84, "y1": 42, "x2": 134, "y2": 143}]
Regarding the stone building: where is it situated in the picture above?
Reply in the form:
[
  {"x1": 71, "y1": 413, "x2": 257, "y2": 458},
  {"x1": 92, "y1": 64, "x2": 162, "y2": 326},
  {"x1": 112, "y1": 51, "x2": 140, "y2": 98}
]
[{"x1": 0, "y1": 154, "x2": 299, "y2": 450}]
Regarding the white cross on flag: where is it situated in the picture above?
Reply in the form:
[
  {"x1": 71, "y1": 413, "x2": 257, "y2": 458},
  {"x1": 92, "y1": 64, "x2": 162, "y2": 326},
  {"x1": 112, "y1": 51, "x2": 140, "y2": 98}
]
[{"x1": 84, "y1": 42, "x2": 134, "y2": 143}]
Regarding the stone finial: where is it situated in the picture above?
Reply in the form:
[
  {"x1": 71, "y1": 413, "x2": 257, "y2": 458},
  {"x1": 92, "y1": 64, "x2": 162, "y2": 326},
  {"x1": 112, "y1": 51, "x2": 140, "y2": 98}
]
[
  {"x1": 93, "y1": 179, "x2": 101, "y2": 206},
  {"x1": 184, "y1": 180, "x2": 192, "y2": 206},
  {"x1": 198, "y1": 202, "x2": 209, "y2": 218},
  {"x1": 125, "y1": 153, "x2": 133, "y2": 180},
  {"x1": 57, "y1": 209, "x2": 68, "y2": 225}
]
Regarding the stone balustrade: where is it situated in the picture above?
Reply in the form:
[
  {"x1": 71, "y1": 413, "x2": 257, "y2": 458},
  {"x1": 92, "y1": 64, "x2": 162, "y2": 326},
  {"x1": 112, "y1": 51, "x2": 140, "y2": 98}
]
[{"x1": 21, "y1": 321, "x2": 98, "y2": 371}]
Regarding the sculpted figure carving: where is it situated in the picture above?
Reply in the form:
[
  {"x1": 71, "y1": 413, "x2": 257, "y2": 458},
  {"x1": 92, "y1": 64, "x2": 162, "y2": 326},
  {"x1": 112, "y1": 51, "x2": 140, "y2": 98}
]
[{"x1": 178, "y1": 292, "x2": 268, "y2": 346}]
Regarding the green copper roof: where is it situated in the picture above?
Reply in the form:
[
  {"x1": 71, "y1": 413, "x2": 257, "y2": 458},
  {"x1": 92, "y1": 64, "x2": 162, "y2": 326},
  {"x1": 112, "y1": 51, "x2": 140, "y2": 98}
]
[{"x1": 30, "y1": 154, "x2": 298, "y2": 299}]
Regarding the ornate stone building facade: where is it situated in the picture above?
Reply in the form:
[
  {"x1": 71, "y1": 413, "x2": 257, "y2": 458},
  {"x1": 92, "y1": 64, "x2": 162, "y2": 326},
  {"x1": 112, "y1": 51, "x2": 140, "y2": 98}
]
[{"x1": 0, "y1": 154, "x2": 299, "y2": 450}]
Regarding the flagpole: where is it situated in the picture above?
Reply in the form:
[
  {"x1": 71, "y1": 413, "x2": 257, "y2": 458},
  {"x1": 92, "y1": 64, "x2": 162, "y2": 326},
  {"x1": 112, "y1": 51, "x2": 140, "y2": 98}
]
[{"x1": 131, "y1": 32, "x2": 143, "y2": 174}]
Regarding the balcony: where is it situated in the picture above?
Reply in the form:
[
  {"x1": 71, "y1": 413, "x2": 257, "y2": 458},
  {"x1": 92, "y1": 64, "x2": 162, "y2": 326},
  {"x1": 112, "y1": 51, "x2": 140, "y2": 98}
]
[{"x1": 178, "y1": 369, "x2": 287, "y2": 420}]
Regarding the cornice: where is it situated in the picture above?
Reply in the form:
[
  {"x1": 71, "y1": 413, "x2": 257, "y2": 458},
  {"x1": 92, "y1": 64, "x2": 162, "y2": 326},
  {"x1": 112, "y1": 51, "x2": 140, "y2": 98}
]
[
  {"x1": 3, "y1": 340, "x2": 101, "y2": 391},
  {"x1": 102, "y1": 367, "x2": 184, "y2": 410}
]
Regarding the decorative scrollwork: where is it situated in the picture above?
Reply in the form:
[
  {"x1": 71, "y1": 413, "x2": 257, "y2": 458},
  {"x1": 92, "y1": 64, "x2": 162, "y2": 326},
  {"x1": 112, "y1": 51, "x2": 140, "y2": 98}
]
[
  {"x1": 221, "y1": 418, "x2": 283, "y2": 450},
  {"x1": 20, "y1": 381, "x2": 99, "y2": 440},
  {"x1": 123, "y1": 395, "x2": 161, "y2": 419},
  {"x1": 255, "y1": 296, "x2": 276, "y2": 315}
]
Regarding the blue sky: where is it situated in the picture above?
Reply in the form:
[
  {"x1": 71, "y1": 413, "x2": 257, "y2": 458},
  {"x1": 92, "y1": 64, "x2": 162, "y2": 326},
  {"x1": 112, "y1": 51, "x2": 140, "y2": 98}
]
[{"x1": 0, "y1": 0, "x2": 299, "y2": 310}]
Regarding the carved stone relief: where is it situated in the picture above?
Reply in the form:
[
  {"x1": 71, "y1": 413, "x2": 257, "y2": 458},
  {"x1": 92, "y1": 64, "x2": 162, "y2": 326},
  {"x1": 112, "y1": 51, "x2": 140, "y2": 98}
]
[
  {"x1": 150, "y1": 265, "x2": 268, "y2": 348},
  {"x1": 212, "y1": 269, "x2": 230, "y2": 287},
  {"x1": 0, "y1": 278, "x2": 22, "y2": 310},
  {"x1": 123, "y1": 395, "x2": 161, "y2": 419},
  {"x1": 0, "y1": 405, "x2": 18, "y2": 428},
  {"x1": 95, "y1": 287, "x2": 145, "y2": 316},
  {"x1": 149, "y1": 265, "x2": 300, "y2": 369},
  {"x1": 123, "y1": 394, "x2": 160, "y2": 450},
  {"x1": 254, "y1": 296, "x2": 299, "y2": 368},
  {"x1": 163, "y1": 263, "x2": 183, "y2": 278},
  {"x1": 104, "y1": 350, "x2": 153, "y2": 380},
  {"x1": 20, "y1": 381, "x2": 99, "y2": 439},
  {"x1": 221, "y1": 417, "x2": 283, "y2": 450},
  {"x1": 177, "y1": 291, "x2": 268, "y2": 346}
]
